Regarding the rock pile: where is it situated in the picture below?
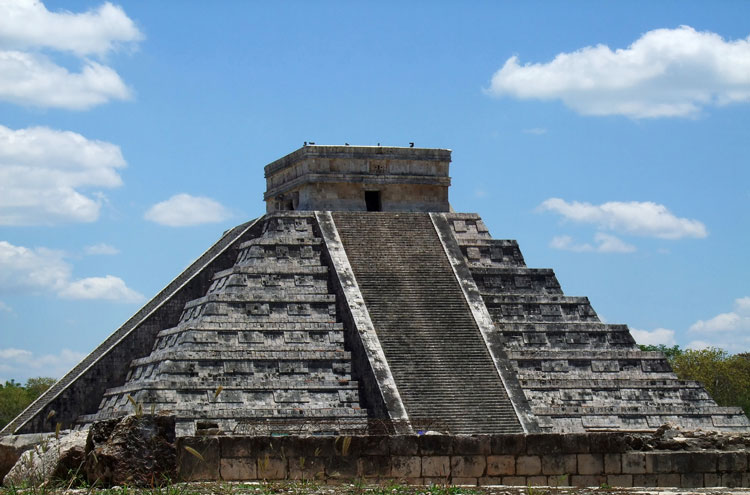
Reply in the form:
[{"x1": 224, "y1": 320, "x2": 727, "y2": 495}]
[{"x1": 626, "y1": 423, "x2": 750, "y2": 451}]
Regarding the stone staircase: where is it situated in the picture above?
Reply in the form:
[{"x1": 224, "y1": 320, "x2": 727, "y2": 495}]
[
  {"x1": 332, "y1": 212, "x2": 522, "y2": 434},
  {"x1": 443, "y1": 213, "x2": 750, "y2": 432},
  {"x1": 81, "y1": 213, "x2": 367, "y2": 436}
]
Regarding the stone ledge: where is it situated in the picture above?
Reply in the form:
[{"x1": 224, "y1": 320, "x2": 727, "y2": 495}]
[{"x1": 175, "y1": 433, "x2": 750, "y2": 488}]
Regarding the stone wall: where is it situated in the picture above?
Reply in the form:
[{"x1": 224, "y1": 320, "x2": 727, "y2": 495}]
[
  {"x1": 264, "y1": 146, "x2": 451, "y2": 213},
  {"x1": 177, "y1": 433, "x2": 750, "y2": 488}
]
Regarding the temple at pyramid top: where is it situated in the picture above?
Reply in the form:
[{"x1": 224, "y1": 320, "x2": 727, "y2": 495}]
[{"x1": 264, "y1": 145, "x2": 452, "y2": 212}]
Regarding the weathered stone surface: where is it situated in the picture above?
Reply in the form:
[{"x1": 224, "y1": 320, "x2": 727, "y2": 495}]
[
  {"x1": 486, "y1": 455, "x2": 515, "y2": 476},
  {"x1": 444, "y1": 211, "x2": 750, "y2": 434},
  {"x1": 6, "y1": 145, "x2": 750, "y2": 441},
  {"x1": 84, "y1": 414, "x2": 175, "y2": 486},
  {"x1": 541, "y1": 453, "x2": 576, "y2": 475},
  {"x1": 3, "y1": 430, "x2": 87, "y2": 487},
  {"x1": 0, "y1": 433, "x2": 49, "y2": 481},
  {"x1": 178, "y1": 436, "x2": 219, "y2": 481},
  {"x1": 391, "y1": 456, "x2": 420, "y2": 478},
  {"x1": 516, "y1": 455, "x2": 541, "y2": 475},
  {"x1": 288, "y1": 456, "x2": 324, "y2": 481},
  {"x1": 421, "y1": 456, "x2": 449, "y2": 477},
  {"x1": 221, "y1": 457, "x2": 256, "y2": 480},
  {"x1": 450, "y1": 455, "x2": 486, "y2": 477},
  {"x1": 577, "y1": 453, "x2": 604, "y2": 475}
]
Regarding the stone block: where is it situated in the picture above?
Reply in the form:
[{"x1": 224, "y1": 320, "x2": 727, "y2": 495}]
[
  {"x1": 350, "y1": 436, "x2": 389, "y2": 456},
  {"x1": 501, "y1": 476, "x2": 527, "y2": 486},
  {"x1": 486, "y1": 455, "x2": 515, "y2": 476},
  {"x1": 325, "y1": 455, "x2": 359, "y2": 479},
  {"x1": 221, "y1": 436, "x2": 276, "y2": 458},
  {"x1": 288, "y1": 457, "x2": 324, "y2": 481},
  {"x1": 632, "y1": 473, "x2": 658, "y2": 487},
  {"x1": 358, "y1": 456, "x2": 391, "y2": 478},
  {"x1": 221, "y1": 457, "x2": 256, "y2": 480},
  {"x1": 391, "y1": 456, "x2": 421, "y2": 478},
  {"x1": 577, "y1": 453, "x2": 603, "y2": 475},
  {"x1": 561, "y1": 433, "x2": 591, "y2": 453},
  {"x1": 478, "y1": 476, "x2": 504, "y2": 486},
  {"x1": 541, "y1": 454, "x2": 576, "y2": 475},
  {"x1": 282, "y1": 436, "x2": 335, "y2": 458},
  {"x1": 604, "y1": 453, "x2": 621, "y2": 473},
  {"x1": 452, "y1": 435, "x2": 490, "y2": 455},
  {"x1": 516, "y1": 455, "x2": 541, "y2": 475},
  {"x1": 704, "y1": 472, "x2": 721, "y2": 487},
  {"x1": 451, "y1": 455, "x2": 486, "y2": 477},
  {"x1": 388, "y1": 436, "x2": 418, "y2": 455},
  {"x1": 656, "y1": 473, "x2": 680, "y2": 487},
  {"x1": 606, "y1": 474, "x2": 632, "y2": 487},
  {"x1": 622, "y1": 452, "x2": 646, "y2": 474},
  {"x1": 646, "y1": 452, "x2": 704, "y2": 474},
  {"x1": 548, "y1": 474, "x2": 570, "y2": 487},
  {"x1": 681, "y1": 472, "x2": 704, "y2": 488},
  {"x1": 178, "y1": 436, "x2": 219, "y2": 481},
  {"x1": 570, "y1": 474, "x2": 605, "y2": 487},
  {"x1": 587, "y1": 433, "x2": 627, "y2": 453},
  {"x1": 718, "y1": 451, "x2": 747, "y2": 472},
  {"x1": 257, "y1": 455, "x2": 286, "y2": 480},
  {"x1": 421, "y1": 456, "x2": 450, "y2": 477},
  {"x1": 527, "y1": 475, "x2": 547, "y2": 486},
  {"x1": 722, "y1": 472, "x2": 743, "y2": 488},
  {"x1": 451, "y1": 477, "x2": 478, "y2": 486},
  {"x1": 491, "y1": 434, "x2": 526, "y2": 455},
  {"x1": 418, "y1": 435, "x2": 452, "y2": 455},
  {"x1": 526, "y1": 434, "x2": 565, "y2": 455}
]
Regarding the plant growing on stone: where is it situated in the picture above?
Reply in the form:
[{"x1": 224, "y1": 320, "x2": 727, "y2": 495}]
[
  {"x1": 126, "y1": 394, "x2": 144, "y2": 418},
  {"x1": 335, "y1": 435, "x2": 352, "y2": 456}
]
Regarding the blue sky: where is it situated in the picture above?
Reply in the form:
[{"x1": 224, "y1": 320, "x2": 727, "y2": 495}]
[{"x1": 1, "y1": 1, "x2": 749, "y2": 382}]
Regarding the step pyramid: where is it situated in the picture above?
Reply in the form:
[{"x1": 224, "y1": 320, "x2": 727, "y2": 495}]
[{"x1": 3, "y1": 145, "x2": 748, "y2": 436}]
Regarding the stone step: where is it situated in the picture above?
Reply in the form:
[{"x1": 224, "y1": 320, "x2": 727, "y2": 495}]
[{"x1": 332, "y1": 211, "x2": 522, "y2": 435}]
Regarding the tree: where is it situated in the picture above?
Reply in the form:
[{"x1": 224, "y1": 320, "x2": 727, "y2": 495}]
[
  {"x1": 670, "y1": 348, "x2": 750, "y2": 418},
  {"x1": 0, "y1": 377, "x2": 56, "y2": 430},
  {"x1": 639, "y1": 344, "x2": 750, "y2": 418}
]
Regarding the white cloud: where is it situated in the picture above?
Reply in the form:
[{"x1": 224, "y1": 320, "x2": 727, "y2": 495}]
[
  {"x1": 145, "y1": 193, "x2": 232, "y2": 227},
  {"x1": 0, "y1": 125, "x2": 126, "y2": 225},
  {"x1": 0, "y1": 0, "x2": 142, "y2": 109},
  {"x1": 0, "y1": 347, "x2": 84, "y2": 381},
  {"x1": 0, "y1": 0, "x2": 143, "y2": 57},
  {"x1": 488, "y1": 26, "x2": 750, "y2": 118},
  {"x1": 84, "y1": 243, "x2": 119, "y2": 255},
  {"x1": 0, "y1": 51, "x2": 131, "y2": 109},
  {"x1": 0, "y1": 301, "x2": 12, "y2": 313},
  {"x1": 593, "y1": 232, "x2": 636, "y2": 253},
  {"x1": 630, "y1": 327, "x2": 676, "y2": 346},
  {"x1": 0, "y1": 240, "x2": 143, "y2": 302},
  {"x1": 687, "y1": 297, "x2": 750, "y2": 352},
  {"x1": 551, "y1": 235, "x2": 591, "y2": 252},
  {"x1": 59, "y1": 275, "x2": 143, "y2": 303},
  {"x1": 539, "y1": 198, "x2": 707, "y2": 240},
  {"x1": 0, "y1": 241, "x2": 70, "y2": 293},
  {"x1": 549, "y1": 233, "x2": 636, "y2": 253}
]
